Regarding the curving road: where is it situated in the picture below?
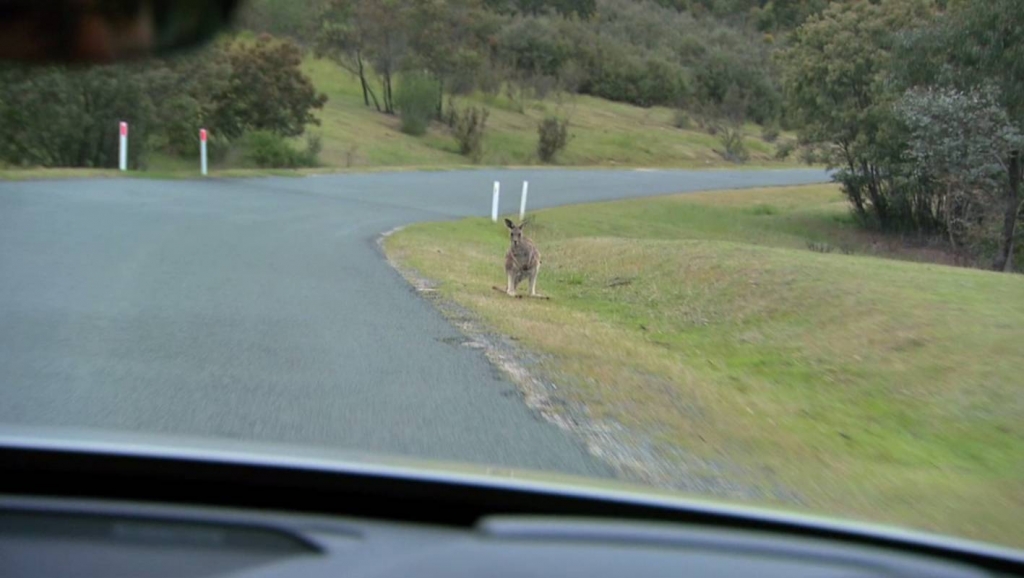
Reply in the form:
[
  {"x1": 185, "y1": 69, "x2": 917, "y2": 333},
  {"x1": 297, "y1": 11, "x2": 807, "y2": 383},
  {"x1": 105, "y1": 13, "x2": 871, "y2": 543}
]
[{"x1": 0, "y1": 169, "x2": 828, "y2": 477}]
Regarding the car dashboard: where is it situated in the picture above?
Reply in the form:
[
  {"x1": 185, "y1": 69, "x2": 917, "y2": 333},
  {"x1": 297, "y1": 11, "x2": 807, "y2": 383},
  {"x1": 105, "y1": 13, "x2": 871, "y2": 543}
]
[{"x1": 1, "y1": 433, "x2": 1021, "y2": 578}]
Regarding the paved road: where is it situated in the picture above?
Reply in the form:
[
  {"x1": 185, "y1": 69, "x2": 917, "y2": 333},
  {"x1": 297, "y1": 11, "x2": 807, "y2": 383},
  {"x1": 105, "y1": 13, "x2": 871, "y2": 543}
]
[{"x1": 0, "y1": 169, "x2": 828, "y2": 477}]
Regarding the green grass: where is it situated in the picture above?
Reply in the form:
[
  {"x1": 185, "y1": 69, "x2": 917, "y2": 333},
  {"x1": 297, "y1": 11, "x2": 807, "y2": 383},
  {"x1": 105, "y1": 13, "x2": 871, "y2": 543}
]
[
  {"x1": 3, "y1": 56, "x2": 805, "y2": 179},
  {"x1": 0, "y1": 165, "x2": 315, "y2": 181},
  {"x1": 302, "y1": 57, "x2": 803, "y2": 169},
  {"x1": 385, "y1": 184, "x2": 1024, "y2": 549}
]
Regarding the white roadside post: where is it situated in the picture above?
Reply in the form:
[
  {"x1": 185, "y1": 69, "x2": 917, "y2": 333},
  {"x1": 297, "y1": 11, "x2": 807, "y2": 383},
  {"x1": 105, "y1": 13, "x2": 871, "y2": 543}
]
[
  {"x1": 199, "y1": 128, "x2": 208, "y2": 176},
  {"x1": 491, "y1": 181, "x2": 500, "y2": 222},
  {"x1": 519, "y1": 180, "x2": 529, "y2": 221},
  {"x1": 118, "y1": 121, "x2": 128, "y2": 171}
]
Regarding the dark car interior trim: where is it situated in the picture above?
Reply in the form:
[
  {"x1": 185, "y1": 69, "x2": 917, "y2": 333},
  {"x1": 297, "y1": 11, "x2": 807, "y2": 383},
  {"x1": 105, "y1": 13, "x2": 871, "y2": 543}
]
[{"x1": 2, "y1": 443, "x2": 1023, "y2": 576}]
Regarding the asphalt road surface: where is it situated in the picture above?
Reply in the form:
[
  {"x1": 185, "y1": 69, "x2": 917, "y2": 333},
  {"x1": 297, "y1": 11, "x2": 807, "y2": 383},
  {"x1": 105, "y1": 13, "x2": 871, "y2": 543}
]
[{"x1": 0, "y1": 168, "x2": 828, "y2": 478}]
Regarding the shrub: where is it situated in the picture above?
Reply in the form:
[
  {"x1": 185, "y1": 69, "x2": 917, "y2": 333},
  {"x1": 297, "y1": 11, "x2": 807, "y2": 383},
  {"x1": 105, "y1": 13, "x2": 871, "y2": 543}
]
[
  {"x1": 453, "y1": 106, "x2": 489, "y2": 162},
  {"x1": 496, "y1": 16, "x2": 572, "y2": 78},
  {"x1": 718, "y1": 126, "x2": 749, "y2": 163},
  {"x1": 774, "y1": 140, "x2": 796, "y2": 160},
  {"x1": 344, "y1": 144, "x2": 360, "y2": 167},
  {"x1": 0, "y1": 64, "x2": 156, "y2": 168},
  {"x1": 761, "y1": 124, "x2": 780, "y2": 143},
  {"x1": 799, "y1": 146, "x2": 819, "y2": 166},
  {"x1": 212, "y1": 35, "x2": 327, "y2": 139},
  {"x1": 537, "y1": 116, "x2": 570, "y2": 163},
  {"x1": 300, "y1": 133, "x2": 323, "y2": 166},
  {"x1": 443, "y1": 98, "x2": 458, "y2": 128},
  {"x1": 672, "y1": 109, "x2": 692, "y2": 129},
  {"x1": 158, "y1": 95, "x2": 204, "y2": 157},
  {"x1": 395, "y1": 72, "x2": 439, "y2": 136},
  {"x1": 896, "y1": 85, "x2": 1023, "y2": 257},
  {"x1": 750, "y1": 204, "x2": 779, "y2": 216},
  {"x1": 241, "y1": 130, "x2": 319, "y2": 168},
  {"x1": 583, "y1": 50, "x2": 689, "y2": 108},
  {"x1": 693, "y1": 49, "x2": 780, "y2": 125}
]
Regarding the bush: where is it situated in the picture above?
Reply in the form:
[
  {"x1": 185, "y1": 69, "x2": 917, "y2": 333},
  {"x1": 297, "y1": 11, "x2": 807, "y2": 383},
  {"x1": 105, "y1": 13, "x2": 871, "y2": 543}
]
[
  {"x1": 774, "y1": 140, "x2": 796, "y2": 160},
  {"x1": 672, "y1": 109, "x2": 692, "y2": 129},
  {"x1": 241, "y1": 130, "x2": 319, "y2": 168},
  {"x1": 158, "y1": 95, "x2": 204, "y2": 157},
  {"x1": 0, "y1": 64, "x2": 155, "y2": 168},
  {"x1": 799, "y1": 146, "x2": 819, "y2": 166},
  {"x1": 453, "y1": 106, "x2": 489, "y2": 162},
  {"x1": 761, "y1": 124, "x2": 780, "y2": 143},
  {"x1": 443, "y1": 99, "x2": 458, "y2": 128},
  {"x1": 537, "y1": 116, "x2": 570, "y2": 163},
  {"x1": 582, "y1": 49, "x2": 689, "y2": 108},
  {"x1": 301, "y1": 133, "x2": 323, "y2": 166},
  {"x1": 693, "y1": 48, "x2": 780, "y2": 125},
  {"x1": 212, "y1": 35, "x2": 327, "y2": 139},
  {"x1": 395, "y1": 72, "x2": 439, "y2": 136},
  {"x1": 895, "y1": 85, "x2": 1022, "y2": 256},
  {"x1": 718, "y1": 126, "x2": 749, "y2": 163},
  {"x1": 495, "y1": 16, "x2": 572, "y2": 78}
]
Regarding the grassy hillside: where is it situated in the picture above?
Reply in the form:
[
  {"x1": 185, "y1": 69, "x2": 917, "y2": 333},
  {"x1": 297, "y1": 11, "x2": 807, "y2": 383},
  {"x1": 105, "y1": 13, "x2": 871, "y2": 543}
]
[
  {"x1": 385, "y1": 184, "x2": 1024, "y2": 549},
  {"x1": 302, "y1": 57, "x2": 799, "y2": 170},
  {"x1": 1, "y1": 54, "x2": 803, "y2": 180}
]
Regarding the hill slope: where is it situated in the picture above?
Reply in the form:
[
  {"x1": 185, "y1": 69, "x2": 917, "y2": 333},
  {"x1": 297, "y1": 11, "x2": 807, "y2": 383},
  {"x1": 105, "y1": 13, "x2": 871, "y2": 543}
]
[
  {"x1": 385, "y1": 184, "x2": 1024, "y2": 549},
  {"x1": 302, "y1": 57, "x2": 799, "y2": 170}
]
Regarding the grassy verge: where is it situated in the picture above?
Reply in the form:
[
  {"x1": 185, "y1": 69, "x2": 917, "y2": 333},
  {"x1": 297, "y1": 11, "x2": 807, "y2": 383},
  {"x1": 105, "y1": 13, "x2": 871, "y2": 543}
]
[
  {"x1": 0, "y1": 167, "x2": 311, "y2": 181},
  {"x1": 384, "y1": 183, "x2": 1024, "y2": 549},
  {"x1": 0, "y1": 163, "x2": 476, "y2": 181}
]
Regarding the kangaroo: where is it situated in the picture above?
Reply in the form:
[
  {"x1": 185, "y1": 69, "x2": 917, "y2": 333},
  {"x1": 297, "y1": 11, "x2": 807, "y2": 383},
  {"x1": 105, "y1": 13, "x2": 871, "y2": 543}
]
[{"x1": 497, "y1": 218, "x2": 543, "y2": 298}]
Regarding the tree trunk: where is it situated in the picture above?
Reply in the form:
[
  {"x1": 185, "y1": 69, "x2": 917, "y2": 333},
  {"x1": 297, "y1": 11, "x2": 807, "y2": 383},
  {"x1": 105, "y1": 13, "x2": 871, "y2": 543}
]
[
  {"x1": 436, "y1": 77, "x2": 444, "y2": 120},
  {"x1": 356, "y1": 51, "x2": 371, "y2": 108},
  {"x1": 992, "y1": 149, "x2": 1021, "y2": 272},
  {"x1": 861, "y1": 160, "x2": 887, "y2": 229},
  {"x1": 366, "y1": 82, "x2": 381, "y2": 113},
  {"x1": 382, "y1": 69, "x2": 394, "y2": 114}
]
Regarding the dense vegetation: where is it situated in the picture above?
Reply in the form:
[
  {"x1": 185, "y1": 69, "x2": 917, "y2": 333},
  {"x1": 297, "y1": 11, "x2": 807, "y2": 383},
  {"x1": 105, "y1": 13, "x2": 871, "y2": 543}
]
[
  {"x1": 0, "y1": 0, "x2": 1019, "y2": 270},
  {"x1": 778, "y1": 0, "x2": 1023, "y2": 270},
  {"x1": 1, "y1": 0, "x2": 794, "y2": 171},
  {"x1": 0, "y1": 35, "x2": 326, "y2": 170}
]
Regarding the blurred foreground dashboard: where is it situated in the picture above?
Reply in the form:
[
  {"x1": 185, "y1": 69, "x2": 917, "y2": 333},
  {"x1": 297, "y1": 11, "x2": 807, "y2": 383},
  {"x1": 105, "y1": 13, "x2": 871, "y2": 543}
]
[{"x1": 2, "y1": 432, "x2": 1022, "y2": 578}]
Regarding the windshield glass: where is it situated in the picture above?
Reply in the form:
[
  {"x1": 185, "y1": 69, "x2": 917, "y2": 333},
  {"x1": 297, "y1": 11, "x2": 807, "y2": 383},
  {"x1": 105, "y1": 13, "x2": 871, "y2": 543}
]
[{"x1": 1, "y1": 0, "x2": 1022, "y2": 551}]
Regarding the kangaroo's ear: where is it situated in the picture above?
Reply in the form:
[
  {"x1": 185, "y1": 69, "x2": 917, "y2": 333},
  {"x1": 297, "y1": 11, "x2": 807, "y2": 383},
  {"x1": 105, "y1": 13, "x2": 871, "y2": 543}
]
[
  {"x1": 520, "y1": 218, "x2": 531, "y2": 228},
  {"x1": 504, "y1": 218, "x2": 515, "y2": 229}
]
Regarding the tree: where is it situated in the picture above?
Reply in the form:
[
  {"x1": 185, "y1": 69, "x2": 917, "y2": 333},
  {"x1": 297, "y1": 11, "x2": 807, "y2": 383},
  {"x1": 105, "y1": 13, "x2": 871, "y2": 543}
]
[
  {"x1": 317, "y1": 0, "x2": 376, "y2": 109},
  {"x1": 0, "y1": 63, "x2": 156, "y2": 168},
  {"x1": 316, "y1": 0, "x2": 412, "y2": 115},
  {"x1": 395, "y1": 71, "x2": 439, "y2": 135},
  {"x1": 212, "y1": 35, "x2": 327, "y2": 138},
  {"x1": 235, "y1": 0, "x2": 321, "y2": 40},
  {"x1": 144, "y1": 47, "x2": 232, "y2": 157},
  {"x1": 319, "y1": 0, "x2": 492, "y2": 117},
  {"x1": 896, "y1": 86, "x2": 1023, "y2": 253},
  {"x1": 405, "y1": 0, "x2": 493, "y2": 116},
  {"x1": 537, "y1": 116, "x2": 569, "y2": 162},
  {"x1": 754, "y1": 0, "x2": 832, "y2": 31},
  {"x1": 776, "y1": 0, "x2": 933, "y2": 230},
  {"x1": 483, "y1": 0, "x2": 595, "y2": 18},
  {"x1": 897, "y1": 0, "x2": 1024, "y2": 271}
]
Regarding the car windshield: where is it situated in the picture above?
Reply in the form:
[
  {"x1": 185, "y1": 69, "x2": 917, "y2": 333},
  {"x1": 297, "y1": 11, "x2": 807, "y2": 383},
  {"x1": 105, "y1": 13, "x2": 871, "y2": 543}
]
[{"x1": 1, "y1": 0, "x2": 1022, "y2": 552}]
